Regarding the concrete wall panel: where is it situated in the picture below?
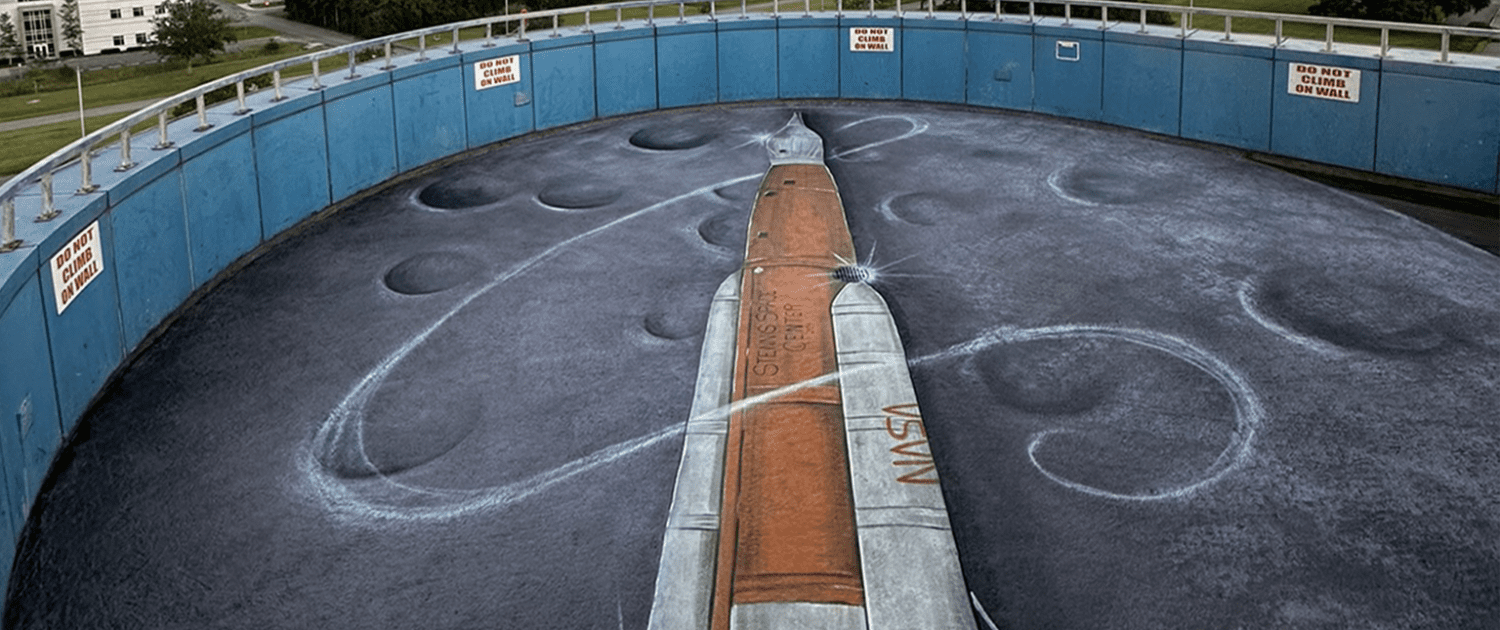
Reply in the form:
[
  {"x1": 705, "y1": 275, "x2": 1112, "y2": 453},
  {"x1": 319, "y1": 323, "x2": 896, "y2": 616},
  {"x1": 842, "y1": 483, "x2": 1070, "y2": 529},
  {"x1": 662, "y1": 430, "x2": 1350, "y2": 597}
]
[
  {"x1": 253, "y1": 104, "x2": 332, "y2": 236},
  {"x1": 181, "y1": 131, "x2": 262, "y2": 286},
  {"x1": 596, "y1": 28, "x2": 659, "y2": 117},
  {"x1": 841, "y1": 16, "x2": 902, "y2": 100},
  {"x1": 718, "y1": 19, "x2": 778, "y2": 102},
  {"x1": 900, "y1": 17, "x2": 965, "y2": 104},
  {"x1": 1375, "y1": 68, "x2": 1500, "y2": 193},
  {"x1": 965, "y1": 21, "x2": 1034, "y2": 111},
  {"x1": 1271, "y1": 49, "x2": 1381, "y2": 171},
  {"x1": 392, "y1": 60, "x2": 468, "y2": 171},
  {"x1": 40, "y1": 212, "x2": 124, "y2": 426},
  {"x1": 533, "y1": 34, "x2": 598, "y2": 129},
  {"x1": 325, "y1": 82, "x2": 398, "y2": 200},
  {"x1": 1181, "y1": 42, "x2": 1274, "y2": 151},
  {"x1": 463, "y1": 43, "x2": 536, "y2": 148},
  {"x1": 109, "y1": 170, "x2": 192, "y2": 350},
  {"x1": 0, "y1": 274, "x2": 61, "y2": 523},
  {"x1": 1032, "y1": 25, "x2": 1103, "y2": 121},
  {"x1": 658, "y1": 23, "x2": 718, "y2": 108},
  {"x1": 1101, "y1": 33, "x2": 1181, "y2": 136},
  {"x1": 779, "y1": 18, "x2": 840, "y2": 98}
]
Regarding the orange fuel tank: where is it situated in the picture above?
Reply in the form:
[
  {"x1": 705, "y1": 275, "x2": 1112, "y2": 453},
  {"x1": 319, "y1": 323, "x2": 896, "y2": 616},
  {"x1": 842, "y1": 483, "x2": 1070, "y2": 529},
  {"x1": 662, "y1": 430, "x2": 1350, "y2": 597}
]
[{"x1": 711, "y1": 115, "x2": 865, "y2": 630}]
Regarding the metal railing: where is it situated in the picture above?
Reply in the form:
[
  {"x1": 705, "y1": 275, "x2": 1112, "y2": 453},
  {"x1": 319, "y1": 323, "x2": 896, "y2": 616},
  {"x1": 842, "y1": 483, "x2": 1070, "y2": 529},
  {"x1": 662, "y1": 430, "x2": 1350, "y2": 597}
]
[{"x1": 2, "y1": 0, "x2": 1497, "y2": 253}]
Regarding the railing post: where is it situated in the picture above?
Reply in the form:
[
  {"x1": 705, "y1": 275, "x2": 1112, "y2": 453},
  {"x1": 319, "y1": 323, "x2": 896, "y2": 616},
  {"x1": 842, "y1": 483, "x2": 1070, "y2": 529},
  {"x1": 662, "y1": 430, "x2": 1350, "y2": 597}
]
[
  {"x1": 960, "y1": 0, "x2": 966, "y2": 19},
  {"x1": 311, "y1": 57, "x2": 323, "y2": 90},
  {"x1": 743, "y1": 0, "x2": 749, "y2": 18},
  {"x1": 1180, "y1": 8, "x2": 1187, "y2": 38},
  {"x1": 77, "y1": 145, "x2": 96, "y2": 194},
  {"x1": 1325, "y1": 22, "x2": 1333, "y2": 52},
  {"x1": 235, "y1": 79, "x2": 249, "y2": 114},
  {"x1": 681, "y1": 1, "x2": 688, "y2": 23},
  {"x1": 1440, "y1": 30, "x2": 1450, "y2": 63},
  {"x1": 772, "y1": 0, "x2": 778, "y2": 17},
  {"x1": 195, "y1": 94, "x2": 212, "y2": 131},
  {"x1": 927, "y1": 0, "x2": 934, "y2": 18},
  {"x1": 869, "y1": 0, "x2": 874, "y2": 17},
  {"x1": 520, "y1": 14, "x2": 528, "y2": 40},
  {"x1": 154, "y1": 110, "x2": 172, "y2": 149},
  {"x1": 1223, "y1": 15, "x2": 1232, "y2": 41},
  {"x1": 347, "y1": 50, "x2": 360, "y2": 79},
  {"x1": 1139, "y1": 5, "x2": 1146, "y2": 33},
  {"x1": 419, "y1": 34, "x2": 429, "y2": 60},
  {"x1": 1379, "y1": 27, "x2": 1388, "y2": 57},
  {"x1": 38, "y1": 172, "x2": 58, "y2": 222},
  {"x1": 1274, "y1": 18, "x2": 1282, "y2": 47},
  {"x1": 451, "y1": 27, "x2": 461, "y2": 53},
  {"x1": 584, "y1": 9, "x2": 592, "y2": 31},
  {"x1": 1029, "y1": 2, "x2": 1035, "y2": 23},
  {"x1": 617, "y1": 6, "x2": 625, "y2": 28},
  {"x1": 807, "y1": 0, "x2": 813, "y2": 18},
  {"x1": 274, "y1": 68, "x2": 285, "y2": 100},
  {"x1": 485, "y1": 22, "x2": 495, "y2": 47},
  {"x1": 1, "y1": 198, "x2": 18, "y2": 253},
  {"x1": 1100, "y1": 5, "x2": 1107, "y2": 29},
  {"x1": 837, "y1": 0, "x2": 842, "y2": 17},
  {"x1": 551, "y1": 14, "x2": 559, "y2": 37},
  {"x1": 1064, "y1": 2, "x2": 1070, "y2": 26},
  {"x1": 115, "y1": 129, "x2": 134, "y2": 172}
]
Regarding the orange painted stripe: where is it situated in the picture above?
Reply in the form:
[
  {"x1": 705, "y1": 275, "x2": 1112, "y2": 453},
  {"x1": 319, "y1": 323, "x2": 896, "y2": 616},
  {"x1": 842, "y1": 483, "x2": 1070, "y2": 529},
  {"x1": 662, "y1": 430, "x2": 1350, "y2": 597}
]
[{"x1": 711, "y1": 164, "x2": 864, "y2": 630}]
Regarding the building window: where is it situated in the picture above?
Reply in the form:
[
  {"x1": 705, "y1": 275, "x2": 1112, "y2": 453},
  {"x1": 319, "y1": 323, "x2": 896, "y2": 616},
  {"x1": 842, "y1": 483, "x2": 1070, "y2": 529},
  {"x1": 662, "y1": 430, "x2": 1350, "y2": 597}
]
[
  {"x1": 110, "y1": 8, "x2": 122, "y2": 18},
  {"x1": 20, "y1": 8, "x2": 56, "y2": 57},
  {"x1": 132, "y1": 7, "x2": 144, "y2": 17},
  {"x1": 155, "y1": 5, "x2": 166, "y2": 14},
  {"x1": 135, "y1": 33, "x2": 149, "y2": 45},
  {"x1": 113, "y1": 35, "x2": 125, "y2": 46}
]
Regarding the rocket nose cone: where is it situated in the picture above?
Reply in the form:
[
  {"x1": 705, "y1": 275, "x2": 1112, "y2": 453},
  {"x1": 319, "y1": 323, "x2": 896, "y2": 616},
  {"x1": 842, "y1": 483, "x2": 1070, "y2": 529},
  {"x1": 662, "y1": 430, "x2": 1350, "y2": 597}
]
[{"x1": 766, "y1": 113, "x2": 825, "y2": 165}]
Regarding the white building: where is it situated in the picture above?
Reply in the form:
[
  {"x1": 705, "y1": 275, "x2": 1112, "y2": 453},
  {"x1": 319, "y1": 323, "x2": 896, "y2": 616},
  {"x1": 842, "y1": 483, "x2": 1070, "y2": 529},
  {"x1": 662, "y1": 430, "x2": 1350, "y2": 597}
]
[{"x1": 2, "y1": 0, "x2": 165, "y2": 58}]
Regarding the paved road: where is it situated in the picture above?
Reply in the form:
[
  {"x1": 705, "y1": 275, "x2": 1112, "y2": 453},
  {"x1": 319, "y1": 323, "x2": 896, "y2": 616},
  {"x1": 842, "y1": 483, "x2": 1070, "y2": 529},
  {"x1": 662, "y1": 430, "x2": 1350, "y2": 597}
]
[{"x1": 7, "y1": 102, "x2": 1498, "y2": 630}]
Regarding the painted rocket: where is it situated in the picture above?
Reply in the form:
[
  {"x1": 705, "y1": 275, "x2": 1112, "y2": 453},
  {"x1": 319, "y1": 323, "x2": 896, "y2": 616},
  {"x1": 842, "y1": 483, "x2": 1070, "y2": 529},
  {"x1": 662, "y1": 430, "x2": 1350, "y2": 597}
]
[{"x1": 648, "y1": 115, "x2": 971, "y2": 630}]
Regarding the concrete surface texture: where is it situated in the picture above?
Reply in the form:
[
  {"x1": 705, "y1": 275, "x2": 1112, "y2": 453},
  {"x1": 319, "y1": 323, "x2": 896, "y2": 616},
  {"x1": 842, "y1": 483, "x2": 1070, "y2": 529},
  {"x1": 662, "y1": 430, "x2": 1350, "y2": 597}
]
[{"x1": 6, "y1": 102, "x2": 1500, "y2": 629}]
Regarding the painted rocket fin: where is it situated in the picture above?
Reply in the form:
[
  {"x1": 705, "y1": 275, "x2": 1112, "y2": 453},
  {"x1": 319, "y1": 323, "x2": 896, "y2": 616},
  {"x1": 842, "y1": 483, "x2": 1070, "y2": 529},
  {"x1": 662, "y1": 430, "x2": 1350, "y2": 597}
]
[
  {"x1": 832, "y1": 282, "x2": 973, "y2": 630},
  {"x1": 648, "y1": 271, "x2": 742, "y2": 630}
]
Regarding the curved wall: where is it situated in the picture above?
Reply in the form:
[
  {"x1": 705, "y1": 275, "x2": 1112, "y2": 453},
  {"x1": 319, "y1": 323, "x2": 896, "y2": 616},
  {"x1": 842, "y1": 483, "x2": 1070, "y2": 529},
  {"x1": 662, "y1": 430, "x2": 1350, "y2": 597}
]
[{"x1": 2, "y1": 12, "x2": 1498, "y2": 592}]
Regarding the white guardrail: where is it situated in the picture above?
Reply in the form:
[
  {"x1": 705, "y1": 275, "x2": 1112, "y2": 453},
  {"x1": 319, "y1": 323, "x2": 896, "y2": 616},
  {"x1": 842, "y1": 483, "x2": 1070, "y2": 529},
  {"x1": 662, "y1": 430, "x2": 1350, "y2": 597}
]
[{"x1": 1, "y1": 0, "x2": 1497, "y2": 251}]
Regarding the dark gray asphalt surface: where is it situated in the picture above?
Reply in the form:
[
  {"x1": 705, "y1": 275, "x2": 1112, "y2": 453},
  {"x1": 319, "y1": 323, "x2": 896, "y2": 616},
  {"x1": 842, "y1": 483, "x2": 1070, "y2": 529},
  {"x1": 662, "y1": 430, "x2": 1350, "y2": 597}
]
[{"x1": 7, "y1": 102, "x2": 1500, "y2": 629}]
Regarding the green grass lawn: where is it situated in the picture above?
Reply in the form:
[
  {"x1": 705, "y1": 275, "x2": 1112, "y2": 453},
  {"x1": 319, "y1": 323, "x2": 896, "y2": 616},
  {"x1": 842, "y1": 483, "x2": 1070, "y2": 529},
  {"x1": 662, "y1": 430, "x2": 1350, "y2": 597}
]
[
  {"x1": 0, "y1": 44, "x2": 305, "y2": 124},
  {"x1": 0, "y1": 113, "x2": 146, "y2": 177}
]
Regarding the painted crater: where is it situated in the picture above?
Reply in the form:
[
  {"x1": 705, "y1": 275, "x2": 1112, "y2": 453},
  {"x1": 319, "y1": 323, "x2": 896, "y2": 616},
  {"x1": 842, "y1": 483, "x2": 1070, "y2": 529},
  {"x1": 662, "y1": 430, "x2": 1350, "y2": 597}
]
[
  {"x1": 418, "y1": 176, "x2": 507, "y2": 210},
  {"x1": 383, "y1": 252, "x2": 481, "y2": 295},
  {"x1": 537, "y1": 180, "x2": 624, "y2": 210}
]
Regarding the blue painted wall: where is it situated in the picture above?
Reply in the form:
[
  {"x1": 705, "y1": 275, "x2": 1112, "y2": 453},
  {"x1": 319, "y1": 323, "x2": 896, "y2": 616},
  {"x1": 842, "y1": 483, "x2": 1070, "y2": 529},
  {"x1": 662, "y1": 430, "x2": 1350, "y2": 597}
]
[
  {"x1": 779, "y1": 18, "x2": 840, "y2": 98},
  {"x1": 596, "y1": 28, "x2": 658, "y2": 117},
  {"x1": 325, "y1": 80, "x2": 399, "y2": 201},
  {"x1": 1101, "y1": 32, "x2": 1181, "y2": 136},
  {"x1": 532, "y1": 34, "x2": 598, "y2": 129},
  {"x1": 841, "y1": 16, "x2": 903, "y2": 99},
  {"x1": 1181, "y1": 41, "x2": 1274, "y2": 152},
  {"x1": 463, "y1": 43, "x2": 535, "y2": 148},
  {"x1": 253, "y1": 102, "x2": 332, "y2": 236},
  {"x1": 966, "y1": 21, "x2": 1034, "y2": 111},
  {"x1": 1375, "y1": 63, "x2": 1500, "y2": 193},
  {"x1": 718, "y1": 19, "x2": 778, "y2": 101},
  {"x1": 182, "y1": 131, "x2": 263, "y2": 286},
  {"x1": 392, "y1": 59, "x2": 469, "y2": 171},
  {"x1": 901, "y1": 17, "x2": 965, "y2": 104},
  {"x1": 1271, "y1": 49, "x2": 1382, "y2": 171},
  {"x1": 658, "y1": 22, "x2": 719, "y2": 108},
  {"x1": 2, "y1": 15, "x2": 1497, "y2": 605}
]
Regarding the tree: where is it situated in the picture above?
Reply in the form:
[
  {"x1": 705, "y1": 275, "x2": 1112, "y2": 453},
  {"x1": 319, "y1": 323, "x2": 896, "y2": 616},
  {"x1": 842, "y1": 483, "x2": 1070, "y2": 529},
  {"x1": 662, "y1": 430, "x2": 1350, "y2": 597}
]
[
  {"x1": 150, "y1": 0, "x2": 237, "y2": 71},
  {"x1": 1308, "y1": 0, "x2": 1488, "y2": 23},
  {"x1": 0, "y1": 13, "x2": 20, "y2": 65},
  {"x1": 59, "y1": 0, "x2": 83, "y2": 56}
]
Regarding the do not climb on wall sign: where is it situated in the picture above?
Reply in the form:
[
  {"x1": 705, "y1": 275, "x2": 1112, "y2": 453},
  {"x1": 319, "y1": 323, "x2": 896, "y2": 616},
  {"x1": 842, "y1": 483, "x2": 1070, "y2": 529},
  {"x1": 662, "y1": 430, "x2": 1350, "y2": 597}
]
[
  {"x1": 1288, "y1": 62, "x2": 1360, "y2": 103},
  {"x1": 50, "y1": 221, "x2": 104, "y2": 314},
  {"x1": 474, "y1": 55, "x2": 521, "y2": 90}
]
